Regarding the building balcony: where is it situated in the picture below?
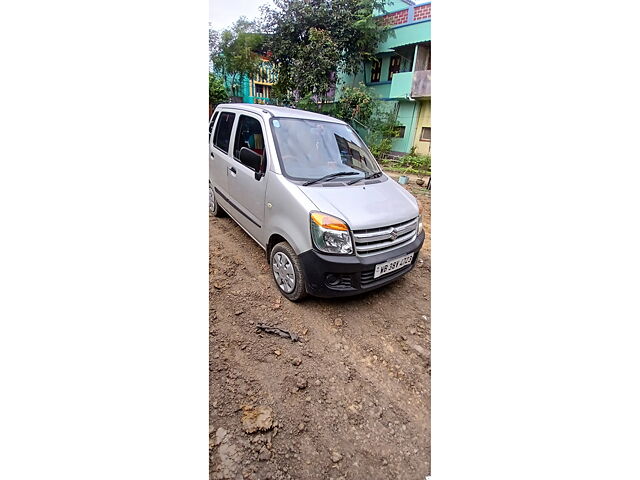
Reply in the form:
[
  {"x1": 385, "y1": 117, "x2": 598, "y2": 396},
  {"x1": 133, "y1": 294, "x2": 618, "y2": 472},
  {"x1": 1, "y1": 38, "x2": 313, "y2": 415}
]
[
  {"x1": 389, "y1": 70, "x2": 431, "y2": 99},
  {"x1": 389, "y1": 71, "x2": 414, "y2": 99},
  {"x1": 411, "y1": 70, "x2": 431, "y2": 98}
]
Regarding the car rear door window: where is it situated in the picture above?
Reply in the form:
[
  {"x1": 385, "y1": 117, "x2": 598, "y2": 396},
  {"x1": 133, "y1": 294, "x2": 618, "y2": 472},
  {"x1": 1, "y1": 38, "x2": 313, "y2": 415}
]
[{"x1": 213, "y1": 112, "x2": 235, "y2": 153}]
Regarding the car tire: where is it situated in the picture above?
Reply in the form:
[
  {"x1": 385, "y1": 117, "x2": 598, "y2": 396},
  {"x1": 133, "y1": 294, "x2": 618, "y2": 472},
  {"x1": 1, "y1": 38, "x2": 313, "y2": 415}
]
[
  {"x1": 209, "y1": 181, "x2": 225, "y2": 218},
  {"x1": 270, "y1": 242, "x2": 307, "y2": 302}
]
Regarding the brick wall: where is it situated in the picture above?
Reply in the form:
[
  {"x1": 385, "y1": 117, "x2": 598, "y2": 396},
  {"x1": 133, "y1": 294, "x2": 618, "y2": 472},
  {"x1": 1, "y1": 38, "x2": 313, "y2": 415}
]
[
  {"x1": 379, "y1": 8, "x2": 409, "y2": 26},
  {"x1": 414, "y1": 3, "x2": 431, "y2": 21},
  {"x1": 378, "y1": 3, "x2": 431, "y2": 26}
]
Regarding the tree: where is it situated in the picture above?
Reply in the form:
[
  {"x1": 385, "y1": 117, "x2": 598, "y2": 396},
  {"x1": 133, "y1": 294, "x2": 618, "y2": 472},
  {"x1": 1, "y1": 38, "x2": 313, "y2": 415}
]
[
  {"x1": 209, "y1": 28, "x2": 219, "y2": 59},
  {"x1": 209, "y1": 74, "x2": 229, "y2": 107},
  {"x1": 210, "y1": 18, "x2": 264, "y2": 97},
  {"x1": 292, "y1": 28, "x2": 340, "y2": 105},
  {"x1": 261, "y1": 0, "x2": 389, "y2": 103}
]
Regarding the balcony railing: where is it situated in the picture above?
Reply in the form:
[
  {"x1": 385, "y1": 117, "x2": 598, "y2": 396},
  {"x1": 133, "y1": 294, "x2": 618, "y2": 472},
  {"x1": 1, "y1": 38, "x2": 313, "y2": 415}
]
[{"x1": 411, "y1": 70, "x2": 431, "y2": 98}]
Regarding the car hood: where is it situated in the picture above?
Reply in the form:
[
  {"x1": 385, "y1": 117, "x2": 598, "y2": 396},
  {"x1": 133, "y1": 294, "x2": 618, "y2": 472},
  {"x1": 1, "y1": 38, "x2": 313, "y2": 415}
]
[{"x1": 298, "y1": 176, "x2": 419, "y2": 230}]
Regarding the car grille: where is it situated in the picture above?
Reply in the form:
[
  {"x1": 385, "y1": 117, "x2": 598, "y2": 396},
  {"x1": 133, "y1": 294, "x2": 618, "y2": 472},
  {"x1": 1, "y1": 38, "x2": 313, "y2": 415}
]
[{"x1": 352, "y1": 217, "x2": 419, "y2": 257}]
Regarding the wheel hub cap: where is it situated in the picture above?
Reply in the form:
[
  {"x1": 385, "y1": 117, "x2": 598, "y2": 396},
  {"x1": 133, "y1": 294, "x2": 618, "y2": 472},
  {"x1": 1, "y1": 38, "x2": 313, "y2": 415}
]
[{"x1": 272, "y1": 252, "x2": 296, "y2": 293}]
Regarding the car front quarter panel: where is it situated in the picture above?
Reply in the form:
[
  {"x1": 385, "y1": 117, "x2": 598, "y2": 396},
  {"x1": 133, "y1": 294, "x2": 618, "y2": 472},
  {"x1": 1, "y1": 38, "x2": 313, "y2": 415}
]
[{"x1": 265, "y1": 173, "x2": 317, "y2": 255}]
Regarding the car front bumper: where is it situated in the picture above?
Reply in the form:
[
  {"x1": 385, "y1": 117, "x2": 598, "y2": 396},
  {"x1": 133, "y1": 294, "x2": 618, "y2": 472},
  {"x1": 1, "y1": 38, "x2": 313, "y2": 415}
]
[{"x1": 298, "y1": 231, "x2": 425, "y2": 298}]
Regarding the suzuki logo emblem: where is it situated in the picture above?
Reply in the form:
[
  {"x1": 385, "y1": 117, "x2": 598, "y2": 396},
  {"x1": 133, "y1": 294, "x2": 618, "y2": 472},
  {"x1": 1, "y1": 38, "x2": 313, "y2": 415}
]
[{"x1": 390, "y1": 228, "x2": 399, "y2": 240}]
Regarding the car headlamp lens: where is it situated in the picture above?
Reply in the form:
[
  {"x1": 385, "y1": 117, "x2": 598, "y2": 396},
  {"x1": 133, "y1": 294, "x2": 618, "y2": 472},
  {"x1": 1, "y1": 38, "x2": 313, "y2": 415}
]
[
  {"x1": 310, "y1": 212, "x2": 353, "y2": 254},
  {"x1": 310, "y1": 212, "x2": 349, "y2": 231}
]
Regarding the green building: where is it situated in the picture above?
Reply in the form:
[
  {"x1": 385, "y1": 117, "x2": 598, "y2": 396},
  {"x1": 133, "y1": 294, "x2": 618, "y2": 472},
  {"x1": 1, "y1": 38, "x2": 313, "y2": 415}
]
[
  {"x1": 338, "y1": 0, "x2": 431, "y2": 155},
  {"x1": 210, "y1": 55, "x2": 277, "y2": 105}
]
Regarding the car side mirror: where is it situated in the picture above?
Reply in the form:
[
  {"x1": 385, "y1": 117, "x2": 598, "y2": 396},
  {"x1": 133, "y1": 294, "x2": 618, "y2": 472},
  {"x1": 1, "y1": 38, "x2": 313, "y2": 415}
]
[{"x1": 239, "y1": 147, "x2": 265, "y2": 180}]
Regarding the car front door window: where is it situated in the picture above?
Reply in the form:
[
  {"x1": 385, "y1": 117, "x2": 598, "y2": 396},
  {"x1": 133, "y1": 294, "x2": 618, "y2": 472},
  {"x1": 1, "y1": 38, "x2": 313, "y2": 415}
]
[{"x1": 233, "y1": 115, "x2": 266, "y2": 173}]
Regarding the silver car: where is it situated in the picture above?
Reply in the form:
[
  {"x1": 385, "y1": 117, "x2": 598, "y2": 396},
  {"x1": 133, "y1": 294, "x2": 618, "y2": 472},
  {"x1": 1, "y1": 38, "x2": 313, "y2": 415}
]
[{"x1": 209, "y1": 104, "x2": 425, "y2": 301}]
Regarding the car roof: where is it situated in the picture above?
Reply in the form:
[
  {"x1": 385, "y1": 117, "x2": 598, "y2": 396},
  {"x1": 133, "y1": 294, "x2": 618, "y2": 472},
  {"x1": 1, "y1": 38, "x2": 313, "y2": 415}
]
[{"x1": 215, "y1": 103, "x2": 346, "y2": 125}]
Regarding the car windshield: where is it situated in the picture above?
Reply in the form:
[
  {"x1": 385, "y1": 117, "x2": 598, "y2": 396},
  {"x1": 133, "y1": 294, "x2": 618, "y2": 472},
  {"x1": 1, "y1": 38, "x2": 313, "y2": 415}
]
[{"x1": 270, "y1": 117, "x2": 381, "y2": 182}]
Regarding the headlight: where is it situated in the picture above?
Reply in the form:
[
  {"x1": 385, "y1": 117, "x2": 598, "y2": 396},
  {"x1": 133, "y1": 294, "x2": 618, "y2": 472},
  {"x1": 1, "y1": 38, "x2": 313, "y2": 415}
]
[
  {"x1": 417, "y1": 218, "x2": 424, "y2": 235},
  {"x1": 310, "y1": 212, "x2": 353, "y2": 255}
]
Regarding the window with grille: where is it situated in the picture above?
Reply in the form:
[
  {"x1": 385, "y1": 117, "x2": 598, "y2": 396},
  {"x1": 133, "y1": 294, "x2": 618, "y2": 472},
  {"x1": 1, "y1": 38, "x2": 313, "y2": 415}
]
[
  {"x1": 388, "y1": 55, "x2": 401, "y2": 80},
  {"x1": 370, "y1": 59, "x2": 381, "y2": 83}
]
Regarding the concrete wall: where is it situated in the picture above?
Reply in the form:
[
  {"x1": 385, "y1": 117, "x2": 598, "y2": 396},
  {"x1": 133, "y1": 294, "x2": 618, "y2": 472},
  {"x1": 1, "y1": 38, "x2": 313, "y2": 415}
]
[
  {"x1": 412, "y1": 99, "x2": 431, "y2": 155},
  {"x1": 377, "y1": 21, "x2": 431, "y2": 52},
  {"x1": 393, "y1": 100, "x2": 420, "y2": 153}
]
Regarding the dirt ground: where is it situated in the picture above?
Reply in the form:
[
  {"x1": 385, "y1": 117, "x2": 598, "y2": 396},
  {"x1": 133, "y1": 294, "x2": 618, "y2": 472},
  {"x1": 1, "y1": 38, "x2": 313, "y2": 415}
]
[{"x1": 210, "y1": 183, "x2": 431, "y2": 480}]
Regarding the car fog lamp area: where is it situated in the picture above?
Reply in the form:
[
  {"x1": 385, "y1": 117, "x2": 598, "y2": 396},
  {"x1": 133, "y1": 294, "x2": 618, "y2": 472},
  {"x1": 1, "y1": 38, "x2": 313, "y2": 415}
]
[{"x1": 310, "y1": 212, "x2": 353, "y2": 255}]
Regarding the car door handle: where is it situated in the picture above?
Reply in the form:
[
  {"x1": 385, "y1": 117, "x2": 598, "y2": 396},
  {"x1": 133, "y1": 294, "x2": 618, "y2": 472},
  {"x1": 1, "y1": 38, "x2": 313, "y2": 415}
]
[{"x1": 229, "y1": 166, "x2": 236, "y2": 174}]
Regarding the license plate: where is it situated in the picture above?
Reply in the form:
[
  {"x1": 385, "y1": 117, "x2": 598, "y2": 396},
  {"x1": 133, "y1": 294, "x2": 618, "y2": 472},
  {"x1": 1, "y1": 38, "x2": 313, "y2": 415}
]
[{"x1": 374, "y1": 253, "x2": 414, "y2": 279}]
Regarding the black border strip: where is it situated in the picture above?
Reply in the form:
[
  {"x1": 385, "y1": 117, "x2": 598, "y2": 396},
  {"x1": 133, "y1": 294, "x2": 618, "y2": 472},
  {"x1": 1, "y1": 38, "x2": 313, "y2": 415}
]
[{"x1": 214, "y1": 187, "x2": 261, "y2": 229}]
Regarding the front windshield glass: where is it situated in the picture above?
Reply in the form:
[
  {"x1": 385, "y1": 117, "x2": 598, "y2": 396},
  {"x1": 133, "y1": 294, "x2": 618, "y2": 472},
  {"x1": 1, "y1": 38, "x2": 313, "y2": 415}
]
[{"x1": 270, "y1": 117, "x2": 381, "y2": 182}]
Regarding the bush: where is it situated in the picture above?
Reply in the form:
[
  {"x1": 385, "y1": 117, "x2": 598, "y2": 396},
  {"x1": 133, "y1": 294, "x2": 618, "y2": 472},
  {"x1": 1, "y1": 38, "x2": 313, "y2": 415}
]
[
  {"x1": 382, "y1": 152, "x2": 431, "y2": 175},
  {"x1": 366, "y1": 111, "x2": 402, "y2": 159},
  {"x1": 294, "y1": 94, "x2": 321, "y2": 113},
  {"x1": 334, "y1": 83, "x2": 375, "y2": 124},
  {"x1": 209, "y1": 74, "x2": 228, "y2": 107}
]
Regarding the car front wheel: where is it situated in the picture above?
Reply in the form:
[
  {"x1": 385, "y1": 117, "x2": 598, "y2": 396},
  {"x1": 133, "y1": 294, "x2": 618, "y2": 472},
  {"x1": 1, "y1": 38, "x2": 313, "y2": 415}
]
[{"x1": 270, "y1": 242, "x2": 307, "y2": 302}]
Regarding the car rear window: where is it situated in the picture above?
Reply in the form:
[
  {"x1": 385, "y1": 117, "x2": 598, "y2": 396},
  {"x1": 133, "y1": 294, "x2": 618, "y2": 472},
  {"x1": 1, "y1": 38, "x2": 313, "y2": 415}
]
[
  {"x1": 213, "y1": 112, "x2": 235, "y2": 153},
  {"x1": 208, "y1": 112, "x2": 219, "y2": 139}
]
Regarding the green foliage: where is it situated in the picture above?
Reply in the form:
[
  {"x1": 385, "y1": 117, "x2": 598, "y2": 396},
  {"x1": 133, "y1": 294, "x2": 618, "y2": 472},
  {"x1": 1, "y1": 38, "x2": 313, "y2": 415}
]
[
  {"x1": 293, "y1": 28, "x2": 341, "y2": 102},
  {"x1": 381, "y1": 152, "x2": 431, "y2": 175},
  {"x1": 210, "y1": 18, "x2": 264, "y2": 96},
  {"x1": 402, "y1": 152, "x2": 431, "y2": 173},
  {"x1": 334, "y1": 83, "x2": 376, "y2": 124},
  {"x1": 209, "y1": 74, "x2": 229, "y2": 106},
  {"x1": 295, "y1": 94, "x2": 321, "y2": 113},
  {"x1": 366, "y1": 110, "x2": 402, "y2": 159},
  {"x1": 262, "y1": 0, "x2": 390, "y2": 103},
  {"x1": 369, "y1": 137, "x2": 394, "y2": 159}
]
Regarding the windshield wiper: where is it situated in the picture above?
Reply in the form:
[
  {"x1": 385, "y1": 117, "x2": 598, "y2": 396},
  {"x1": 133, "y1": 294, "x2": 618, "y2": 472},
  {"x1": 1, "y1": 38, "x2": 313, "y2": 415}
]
[
  {"x1": 302, "y1": 172, "x2": 359, "y2": 186},
  {"x1": 347, "y1": 171, "x2": 383, "y2": 185}
]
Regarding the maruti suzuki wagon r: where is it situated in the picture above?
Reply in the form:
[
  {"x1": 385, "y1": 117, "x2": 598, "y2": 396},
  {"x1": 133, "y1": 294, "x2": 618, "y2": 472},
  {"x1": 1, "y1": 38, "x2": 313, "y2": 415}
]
[{"x1": 209, "y1": 104, "x2": 425, "y2": 301}]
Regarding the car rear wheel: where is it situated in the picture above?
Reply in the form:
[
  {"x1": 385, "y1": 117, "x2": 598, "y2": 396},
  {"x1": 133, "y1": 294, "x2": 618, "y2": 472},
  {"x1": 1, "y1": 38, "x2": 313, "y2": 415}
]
[
  {"x1": 209, "y1": 181, "x2": 225, "y2": 217},
  {"x1": 270, "y1": 242, "x2": 307, "y2": 302}
]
